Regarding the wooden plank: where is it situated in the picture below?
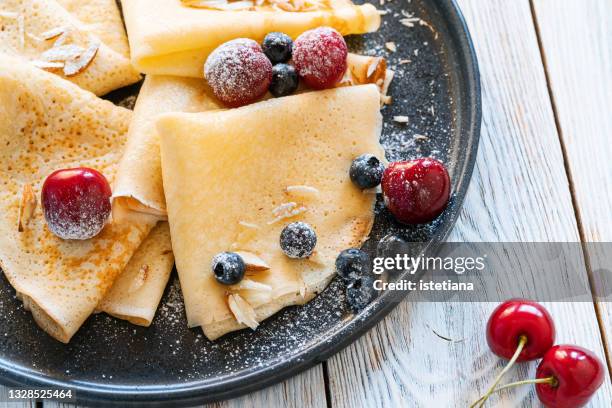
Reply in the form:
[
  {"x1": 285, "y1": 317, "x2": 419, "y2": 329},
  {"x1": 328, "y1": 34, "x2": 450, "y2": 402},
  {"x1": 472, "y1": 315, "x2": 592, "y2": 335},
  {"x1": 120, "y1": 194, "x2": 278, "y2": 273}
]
[
  {"x1": 531, "y1": 0, "x2": 612, "y2": 361},
  {"x1": 325, "y1": 0, "x2": 612, "y2": 406},
  {"x1": 43, "y1": 365, "x2": 326, "y2": 408}
]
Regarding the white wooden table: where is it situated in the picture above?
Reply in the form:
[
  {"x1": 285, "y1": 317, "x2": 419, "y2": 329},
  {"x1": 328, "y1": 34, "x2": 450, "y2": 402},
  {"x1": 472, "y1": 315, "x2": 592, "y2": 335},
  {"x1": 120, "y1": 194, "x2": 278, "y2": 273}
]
[{"x1": 4, "y1": 0, "x2": 612, "y2": 407}]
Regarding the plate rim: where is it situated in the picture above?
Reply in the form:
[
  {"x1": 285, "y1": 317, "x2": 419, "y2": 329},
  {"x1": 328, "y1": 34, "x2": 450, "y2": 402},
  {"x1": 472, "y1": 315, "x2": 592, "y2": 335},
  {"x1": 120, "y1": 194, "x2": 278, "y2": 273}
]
[{"x1": 0, "y1": 0, "x2": 481, "y2": 405}]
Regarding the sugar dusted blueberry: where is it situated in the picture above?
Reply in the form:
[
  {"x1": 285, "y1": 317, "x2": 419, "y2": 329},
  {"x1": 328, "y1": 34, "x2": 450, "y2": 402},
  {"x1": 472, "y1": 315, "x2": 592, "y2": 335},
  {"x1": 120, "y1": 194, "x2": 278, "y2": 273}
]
[
  {"x1": 270, "y1": 63, "x2": 299, "y2": 97},
  {"x1": 346, "y1": 275, "x2": 378, "y2": 312},
  {"x1": 336, "y1": 248, "x2": 371, "y2": 281},
  {"x1": 280, "y1": 222, "x2": 317, "y2": 259},
  {"x1": 350, "y1": 154, "x2": 385, "y2": 189},
  {"x1": 212, "y1": 252, "x2": 245, "y2": 285},
  {"x1": 262, "y1": 32, "x2": 293, "y2": 64}
]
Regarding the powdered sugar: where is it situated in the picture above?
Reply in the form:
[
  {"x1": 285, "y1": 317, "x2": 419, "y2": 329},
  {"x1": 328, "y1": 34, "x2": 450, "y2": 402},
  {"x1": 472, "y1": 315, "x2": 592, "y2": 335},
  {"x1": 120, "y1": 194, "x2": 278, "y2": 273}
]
[{"x1": 204, "y1": 38, "x2": 272, "y2": 107}]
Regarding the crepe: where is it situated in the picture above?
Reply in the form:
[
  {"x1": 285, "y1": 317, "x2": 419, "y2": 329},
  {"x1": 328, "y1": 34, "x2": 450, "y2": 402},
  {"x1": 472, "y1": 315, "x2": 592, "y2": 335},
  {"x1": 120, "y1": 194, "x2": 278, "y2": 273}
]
[
  {"x1": 113, "y1": 54, "x2": 390, "y2": 216},
  {"x1": 158, "y1": 85, "x2": 384, "y2": 339},
  {"x1": 56, "y1": 0, "x2": 131, "y2": 58},
  {"x1": 113, "y1": 75, "x2": 223, "y2": 217},
  {"x1": 0, "y1": 54, "x2": 155, "y2": 343},
  {"x1": 121, "y1": 0, "x2": 381, "y2": 77},
  {"x1": 0, "y1": 0, "x2": 141, "y2": 96},
  {"x1": 98, "y1": 222, "x2": 174, "y2": 326}
]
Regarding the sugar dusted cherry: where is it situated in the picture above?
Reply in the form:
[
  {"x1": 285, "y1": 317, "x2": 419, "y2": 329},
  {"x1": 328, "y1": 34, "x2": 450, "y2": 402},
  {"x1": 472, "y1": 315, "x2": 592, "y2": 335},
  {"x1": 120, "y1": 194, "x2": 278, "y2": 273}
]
[{"x1": 42, "y1": 167, "x2": 112, "y2": 240}]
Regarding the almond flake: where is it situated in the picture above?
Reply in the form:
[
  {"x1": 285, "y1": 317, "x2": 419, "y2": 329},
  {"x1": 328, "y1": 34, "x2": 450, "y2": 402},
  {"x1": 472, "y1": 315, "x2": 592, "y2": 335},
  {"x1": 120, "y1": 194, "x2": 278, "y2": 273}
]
[
  {"x1": 235, "y1": 251, "x2": 270, "y2": 271},
  {"x1": 393, "y1": 115, "x2": 409, "y2": 124},
  {"x1": 31, "y1": 60, "x2": 64, "y2": 70},
  {"x1": 238, "y1": 221, "x2": 259, "y2": 229},
  {"x1": 366, "y1": 58, "x2": 382, "y2": 79},
  {"x1": 385, "y1": 42, "x2": 397, "y2": 53},
  {"x1": 268, "y1": 202, "x2": 307, "y2": 224},
  {"x1": 17, "y1": 184, "x2": 37, "y2": 232},
  {"x1": 228, "y1": 294, "x2": 259, "y2": 330},
  {"x1": 40, "y1": 27, "x2": 67, "y2": 41},
  {"x1": 128, "y1": 264, "x2": 149, "y2": 293},
  {"x1": 414, "y1": 134, "x2": 429, "y2": 142},
  {"x1": 63, "y1": 41, "x2": 99, "y2": 77},
  {"x1": 41, "y1": 44, "x2": 85, "y2": 62},
  {"x1": 285, "y1": 185, "x2": 320, "y2": 197}
]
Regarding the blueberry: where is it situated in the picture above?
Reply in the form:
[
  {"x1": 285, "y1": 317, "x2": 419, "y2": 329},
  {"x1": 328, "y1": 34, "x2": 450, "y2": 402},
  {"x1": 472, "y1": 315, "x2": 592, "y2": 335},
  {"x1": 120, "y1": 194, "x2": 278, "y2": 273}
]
[
  {"x1": 211, "y1": 252, "x2": 245, "y2": 285},
  {"x1": 280, "y1": 222, "x2": 317, "y2": 259},
  {"x1": 336, "y1": 248, "x2": 371, "y2": 281},
  {"x1": 346, "y1": 275, "x2": 378, "y2": 312},
  {"x1": 262, "y1": 32, "x2": 293, "y2": 64},
  {"x1": 270, "y1": 63, "x2": 299, "y2": 97},
  {"x1": 350, "y1": 154, "x2": 385, "y2": 189}
]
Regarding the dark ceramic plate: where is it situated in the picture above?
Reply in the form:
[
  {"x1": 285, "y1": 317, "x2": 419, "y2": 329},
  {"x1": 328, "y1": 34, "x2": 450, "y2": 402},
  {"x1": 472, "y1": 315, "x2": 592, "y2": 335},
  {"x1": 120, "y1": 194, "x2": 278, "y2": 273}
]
[{"x1": 0, "y1": 0, "x2": 480, "y2": 405}]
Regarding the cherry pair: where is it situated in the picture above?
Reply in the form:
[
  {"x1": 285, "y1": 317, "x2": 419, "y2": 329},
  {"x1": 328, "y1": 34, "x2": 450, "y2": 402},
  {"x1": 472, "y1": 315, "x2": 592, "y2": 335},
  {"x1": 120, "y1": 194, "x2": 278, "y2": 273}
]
[{"x1": 471, "y1": 299, "x2": 605, "y2": 408}]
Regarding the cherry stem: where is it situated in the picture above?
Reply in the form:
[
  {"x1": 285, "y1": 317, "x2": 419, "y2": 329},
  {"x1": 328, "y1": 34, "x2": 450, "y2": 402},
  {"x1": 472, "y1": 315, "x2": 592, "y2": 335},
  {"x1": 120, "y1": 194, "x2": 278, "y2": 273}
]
[
  {"x1": 470, "y1": 376, "x2": 557, "y2": 406},
  {"x1": 469, "y1": 335, "x2": 528, "y2": 408}
]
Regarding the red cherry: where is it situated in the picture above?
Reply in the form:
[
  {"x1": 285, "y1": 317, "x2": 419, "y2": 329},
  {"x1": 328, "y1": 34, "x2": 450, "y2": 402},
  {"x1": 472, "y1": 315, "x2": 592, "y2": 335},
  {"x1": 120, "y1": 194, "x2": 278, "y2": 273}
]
[
  {"x1": 536, "y1": 345, "x2": 605, "y2": 408},
  {"x1": 486, "y1": 299, "x2": 555, "y2": 362},
  {"x1": 292, "y1": 27, "x2": 348, "y2": 89},
  {"x1": 381, "y1": 158, "x2": 451, "y2": 224},
  {"x1": 42, "y1": 167, "x2": 112, "y2": 240},
  {"x1": 204, "y1": 38, "x2": 272, "y2": 107}
]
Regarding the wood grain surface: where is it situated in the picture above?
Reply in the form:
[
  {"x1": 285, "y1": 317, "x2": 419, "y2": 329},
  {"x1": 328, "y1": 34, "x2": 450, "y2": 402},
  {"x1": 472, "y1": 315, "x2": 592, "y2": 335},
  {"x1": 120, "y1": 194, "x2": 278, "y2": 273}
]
[
  {"x1": 531, "y1": 0, "x2": 612, "y2": 366},
  {"x1": 324, "y1": 0, "x2": 612, "y2": 406}
]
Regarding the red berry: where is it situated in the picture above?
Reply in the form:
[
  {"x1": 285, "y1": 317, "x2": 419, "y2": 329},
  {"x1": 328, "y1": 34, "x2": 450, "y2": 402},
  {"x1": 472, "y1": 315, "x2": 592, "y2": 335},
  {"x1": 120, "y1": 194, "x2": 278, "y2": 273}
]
[
  {"x1": 486, "y1": 299, "x2": 555, "y2": 361},
  {"x1": 536, "y1": 345, "x2": 605, "y2": 408},
  {"x1": 293, "y1": 27, "x2": 348, "y2": 89},
  {"x1": 381, "y1": 158, "x2": 451, "y2": 224},
  {"x1": 204, "y1": 38, "x2": 272, "y2": 108},
  {"x1": 42, "y1": 167, "x2": 112, "y2": 240}
]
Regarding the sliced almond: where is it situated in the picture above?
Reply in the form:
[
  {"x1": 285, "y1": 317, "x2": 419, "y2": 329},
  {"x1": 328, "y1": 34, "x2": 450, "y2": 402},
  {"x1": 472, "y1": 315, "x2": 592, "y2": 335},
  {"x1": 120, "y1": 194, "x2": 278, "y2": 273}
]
[
  {"x1": 17, "y1": 184, "x2": 37, "y2": 232},
  {"x1": 128, "y1": 264, "x2": 149, "y2": 293},
  {"x1": 235, "y1": 251, "x2": 270, "y2": 271},
  {"x1": 31, "y1": 60, "x2": 65, "y2": 70},
  {"x1": 227, "y1": 294, "x2": 259, "y2": 330},
  {"x1": 385, "y1": 42, "x2": 397, "y2": 53},
  {"x1": 393, "y1": 115, "x2": 409, "y2": 124},
  {"x1": 40, "y1": 26, "x2": 67, "y2": 41},
  {"x1": 232, "y1": 279, "x2": 272, "y2": 307},
  {"x1": 268, "y1": 202, "x2": 307, "y2": 225},
  {"x1": 63, "y1": 41, "x2": 99, "y2": 77},
  {"x1": 41, "y1": 44, "x2": 85, "y2": 62},
  {"x1": 285, "y1": 185, "x2": 320, "y2": 197},
  {"x1": 238, "y1": 221, "x2": 259, "y2": 229}
]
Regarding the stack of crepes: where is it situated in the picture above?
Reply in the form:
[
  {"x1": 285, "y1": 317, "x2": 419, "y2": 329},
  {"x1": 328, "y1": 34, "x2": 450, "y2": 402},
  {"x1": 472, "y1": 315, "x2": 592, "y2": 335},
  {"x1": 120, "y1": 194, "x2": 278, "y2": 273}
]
[
  {"x1": 116, "y1": 0, "x2": 392, "y2": 340},
  {"x1": 0, "y1": 0, "x2": 392, "y2": 342},
  {"x1": 0, "y1": 0, "x2": 172, "y2": 343}
]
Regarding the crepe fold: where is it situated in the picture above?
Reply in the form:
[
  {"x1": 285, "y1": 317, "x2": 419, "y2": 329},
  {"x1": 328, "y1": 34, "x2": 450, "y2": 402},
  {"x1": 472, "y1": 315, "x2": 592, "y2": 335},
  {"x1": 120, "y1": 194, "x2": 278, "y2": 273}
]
[
  {"x1": 157, "y1": 85, "x2": 384, "y2": 340},
  {"x1": 0, "y1": 0, "x2": 141, "y2": 96},
  {"x1": 121, "y1": 0, "x2": 381, "y2": 77},
  {"x1": 0, "y1": 54, "x2": 156, "y2": 343}
]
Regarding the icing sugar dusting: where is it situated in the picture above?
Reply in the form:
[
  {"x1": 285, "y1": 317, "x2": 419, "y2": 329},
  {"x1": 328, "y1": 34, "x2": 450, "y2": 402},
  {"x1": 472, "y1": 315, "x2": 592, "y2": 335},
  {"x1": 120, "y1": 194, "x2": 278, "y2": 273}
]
[
  {"x1": 43, "y1": 185, "x2": 111, "y2": 240},
  {"x1": 204, "y1": 38, "x2": 272, "y2": 107},
  {"x1": 293, "y1": 27, "x2": 347, "y2": 87}
]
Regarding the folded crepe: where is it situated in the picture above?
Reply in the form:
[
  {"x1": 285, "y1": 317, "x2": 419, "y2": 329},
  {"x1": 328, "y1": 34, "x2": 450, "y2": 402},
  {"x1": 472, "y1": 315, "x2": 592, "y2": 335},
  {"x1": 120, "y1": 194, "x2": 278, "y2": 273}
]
[
  {"x1": 157, "y1": 85, "x2": 384, "y2": 339},
  {"x1": 0, "y1": 54, "x2": 155, "y2": 343},
  {"x1": 57, "y1": 0, "x2": 131, "y2": 58},
  {"x1": 113, "y1": 54, "x2": 390, "y2": 216},
  {"x1": 121, "y1": 0, "x2": 381, "y2": 77},
  {"x1": 98, "y1": 222, "x2": 174, "y2": 326},
  {"x1": 0, "y1": 0, "x2": 141, "y2": 96}
]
